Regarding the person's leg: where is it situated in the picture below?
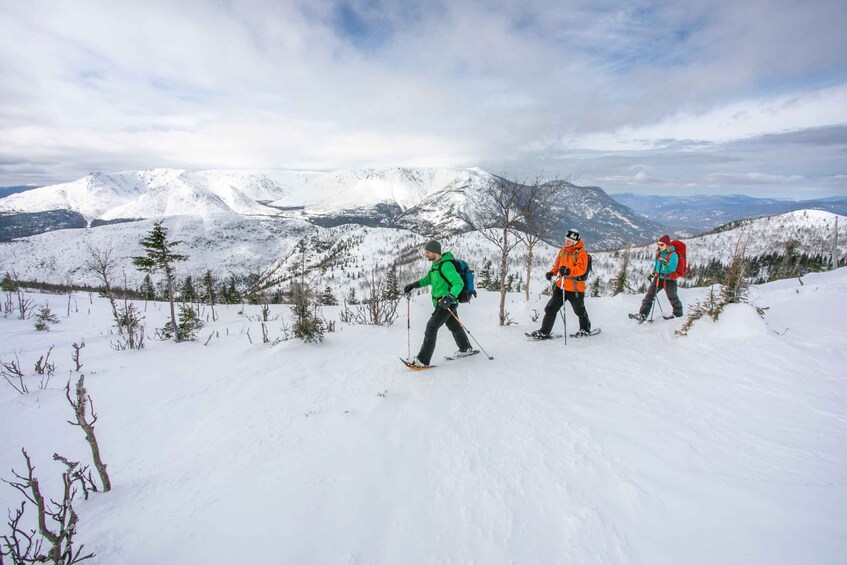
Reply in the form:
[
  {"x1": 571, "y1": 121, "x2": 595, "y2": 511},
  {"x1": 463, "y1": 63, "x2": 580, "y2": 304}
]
[
  {"x1": 639, "y1": 281, "x2": 659, "y2": 317},
  {"x1": 567, "y1": 292, "x2": 591, "y2": 331},
  {"x1": 444, "y1": 304, "x2": 472, "y2": 351},
  {"x1": 664, "y1": 279, "x2": 684, "y2": 317},
  {"x1": 539, "y1": 289, "x2": 565, "y2": 334},
  {"x1": 416, "y1": 307, "x2": 452, "y2": 365}
]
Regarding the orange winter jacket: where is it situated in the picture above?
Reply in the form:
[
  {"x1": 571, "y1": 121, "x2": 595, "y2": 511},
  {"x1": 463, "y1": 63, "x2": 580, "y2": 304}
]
[{"x1": 548, "y1": 240, "x2": 589, "y2": 293}]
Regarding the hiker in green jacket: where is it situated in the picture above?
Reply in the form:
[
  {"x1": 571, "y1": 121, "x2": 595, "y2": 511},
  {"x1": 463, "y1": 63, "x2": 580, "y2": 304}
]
[{"x1": 403, "y1": 240, "x2": 472, "y2": 368}]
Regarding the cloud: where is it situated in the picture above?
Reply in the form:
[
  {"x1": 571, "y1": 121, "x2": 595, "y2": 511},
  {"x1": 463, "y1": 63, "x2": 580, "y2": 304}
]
[
  {"x1": 705, "y1": 172, "x2": 805, "y2": 185},
  {"x1": 0, "y1": 0, "x2": 846, "y2": 198}
]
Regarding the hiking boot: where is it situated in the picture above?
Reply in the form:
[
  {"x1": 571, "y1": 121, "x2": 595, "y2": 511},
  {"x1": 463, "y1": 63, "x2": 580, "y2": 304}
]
[
  {"x1": 453, "y1": 349, "x2": 475, "y2": 358},
  {"x1": 628, "y1": 313, "x2": 646, "y2": 322},
  {"x1": 408, "y1": 357, "x2": 429, "y2": 368},
  {"x1": 529, "y1": 330, "x2": 552, "y2": 339},
  {"x1": 573, "y1": 329, "x2": 591, "y2": 338}
]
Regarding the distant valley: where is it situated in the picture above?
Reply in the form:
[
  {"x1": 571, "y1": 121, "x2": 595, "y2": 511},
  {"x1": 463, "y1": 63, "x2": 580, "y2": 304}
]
[{"x1": 611, "y1": 193, "x2": 847, "y2": 233}]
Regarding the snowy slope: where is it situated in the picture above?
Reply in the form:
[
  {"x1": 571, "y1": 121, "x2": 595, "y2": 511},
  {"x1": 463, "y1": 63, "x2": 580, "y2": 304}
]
[
  {"x1": 592, "y1": 208, "x2": 846, "y2": 267},
  {"x1": 0, "y1": 215, "x2": 316, "y2": 288},
  {"x1": 1, "y1": 270, "x2": 845, "y2": 564}
]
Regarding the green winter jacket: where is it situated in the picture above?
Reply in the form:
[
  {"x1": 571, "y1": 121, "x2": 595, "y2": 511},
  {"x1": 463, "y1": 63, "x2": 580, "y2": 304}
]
[{"x1": 417, "y1": 251, "x2": 463, "y2": 307}]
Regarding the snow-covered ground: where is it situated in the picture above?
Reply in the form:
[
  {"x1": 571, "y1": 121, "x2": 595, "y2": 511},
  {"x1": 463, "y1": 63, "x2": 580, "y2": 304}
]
[{"x1": 1, "y1": 269, "x2": 846, "y2": 564}]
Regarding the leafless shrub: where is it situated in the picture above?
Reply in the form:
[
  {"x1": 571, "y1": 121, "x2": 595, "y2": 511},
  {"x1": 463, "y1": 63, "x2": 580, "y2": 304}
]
[
  {"x1": 52, "y1": 455, "x2": 98, "y2": 501},
  {"x1": 339, "y1": 273, "x2": 399, "y2": 326},
  {"x1": 0, "y1": 449, "x2": 95, "y2": 564},
  {"x1": 71, "y1": 341, "x2": 85, "y2": 372},
  {"x1": 17, "y1": 292, "x2": 35, "y2": 321},
  {"x1": 33, "y1": 346, "x2": 55, "y2": 376},
  {"x1": 110, "y1": 297, "x2": 145, "y2": 351},
  {"x1": 85, "y1": 246, "x2": 122, "y2": 334},
  {"x1": 1, "y1": 354, "x2": 27, "y2": 395},
  {"x1": 65, "y1": 376, "x2": 111, "y2": 493}
]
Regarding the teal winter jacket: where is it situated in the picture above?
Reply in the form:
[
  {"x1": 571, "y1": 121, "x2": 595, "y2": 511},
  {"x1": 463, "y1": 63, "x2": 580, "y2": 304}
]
[
  {"x1": 654, "y1": 246, "x2": 679, "y2": 280},
  {"x1": 417, "y1": 252, "x2": 463, "y2": 307}
]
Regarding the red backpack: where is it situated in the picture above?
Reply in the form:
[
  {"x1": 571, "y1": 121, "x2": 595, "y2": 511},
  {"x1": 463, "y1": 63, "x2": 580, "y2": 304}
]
[{"x1": 670, "y1": 239, "x2": 687, "y2": 278}]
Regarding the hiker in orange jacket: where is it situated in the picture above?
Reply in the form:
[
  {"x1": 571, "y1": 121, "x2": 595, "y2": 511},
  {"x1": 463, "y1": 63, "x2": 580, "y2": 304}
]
[{"x1": 529, "y1": 228, "x2": 592, "y2": 338}]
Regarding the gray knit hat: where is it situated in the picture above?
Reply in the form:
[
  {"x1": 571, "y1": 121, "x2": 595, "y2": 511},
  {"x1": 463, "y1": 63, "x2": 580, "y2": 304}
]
[{"x1": 424, "y1": 240, "x2": 442, "y2": 254}]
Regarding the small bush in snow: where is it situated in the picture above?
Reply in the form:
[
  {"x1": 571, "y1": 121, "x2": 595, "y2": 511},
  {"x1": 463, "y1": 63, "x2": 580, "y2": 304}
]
[
  {"x1": 161, "y1": 304, "x2": 204, "y2": 342},
  {"x1": 34, "y1": 304, "x2": 59, "y2": 331}
]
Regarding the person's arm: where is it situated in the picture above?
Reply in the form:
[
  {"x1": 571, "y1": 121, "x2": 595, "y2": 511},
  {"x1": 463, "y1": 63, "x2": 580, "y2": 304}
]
[{"x1": 571, "y1": 250, "x2": 588, "y2": 278}]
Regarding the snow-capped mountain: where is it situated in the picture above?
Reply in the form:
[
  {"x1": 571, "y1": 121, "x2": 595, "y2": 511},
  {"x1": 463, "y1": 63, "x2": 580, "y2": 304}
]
[
  {"x1": 0, "y1": 167, "x2": 662, "y2": 249},
  {"x1": 0, "y1": 203, "x2": 843, "y2": 303},
  {"x1": 0, "y1": 169, "x2": 287, "y2": 225},
  {"x1": 6, "y1": 167, "x2": 842, "y2": 298}
]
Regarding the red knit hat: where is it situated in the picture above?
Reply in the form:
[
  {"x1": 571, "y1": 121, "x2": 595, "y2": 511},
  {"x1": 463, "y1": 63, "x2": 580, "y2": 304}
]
[{"x1": 658, "y1": 235, "x2": 671, "y2": 246}]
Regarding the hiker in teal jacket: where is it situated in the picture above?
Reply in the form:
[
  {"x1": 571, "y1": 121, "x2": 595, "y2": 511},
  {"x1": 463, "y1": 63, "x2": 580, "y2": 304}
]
[
  {"x1": 402, "y1": 240, "x2": 472, "y2": 367},
  {"x1": 631, "y1": 234, "x2": 684, "y2": 320}
]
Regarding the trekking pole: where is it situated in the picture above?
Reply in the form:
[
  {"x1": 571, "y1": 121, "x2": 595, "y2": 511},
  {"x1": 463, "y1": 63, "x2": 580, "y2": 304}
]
[
  {"x1": 654, "y1": 284, "x2": 667, "y2": 318},
  {"x1": 447, "y1": 309, "x2": 494, "y2": 360},
  {"x1": 406, "y1": 295, "x2": 412, "y2": 360},
  {"x1": 648, "y1": 274, "x2": 659, "y2": 322},
  {"x1": 560, "y1": 279, "x2": 567, "y2": 345}
]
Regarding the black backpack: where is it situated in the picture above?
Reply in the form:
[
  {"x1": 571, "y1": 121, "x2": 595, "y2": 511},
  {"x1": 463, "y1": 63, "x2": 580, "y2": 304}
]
[{"x1": 437, "y1": 259, "x2": 477, "y2": 303}]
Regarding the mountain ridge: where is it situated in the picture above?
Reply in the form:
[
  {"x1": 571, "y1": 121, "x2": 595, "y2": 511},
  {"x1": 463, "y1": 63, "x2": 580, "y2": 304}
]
[{"x1": 612, "y1": 192, "x2": 847, "y2": 232}]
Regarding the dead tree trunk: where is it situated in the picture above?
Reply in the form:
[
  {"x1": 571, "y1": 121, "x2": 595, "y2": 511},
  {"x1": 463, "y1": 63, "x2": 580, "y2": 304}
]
[{"x1": 65, "y1": 376, "x2": 111, "y2": 492}]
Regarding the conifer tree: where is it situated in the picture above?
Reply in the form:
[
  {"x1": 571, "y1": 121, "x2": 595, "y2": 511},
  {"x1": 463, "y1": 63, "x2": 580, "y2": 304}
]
[
  {"x1": 320, "y1": 285, "x2": 338, "y2": 305},
  {"x1": 139, "y1": 274, "x2": 156, "y2": 301},
  {"x1": 132, "y1": 221, "x2": 188, "y2": 341},
  {"x1": 202, "y1": 270, "x2": 217, "y2": 304},
  {"x1": 611, "y1": 247, "x2": 632, "y2": 296},
  {"x1": 384, "y1": 264, "x2": 400, "y2": 300},
  {"x1": 478, "y1": 260, "x2": 492, "y2": 290},
  {"x1": 180, "y1": 275, "x2": 197, "y2": 303}
]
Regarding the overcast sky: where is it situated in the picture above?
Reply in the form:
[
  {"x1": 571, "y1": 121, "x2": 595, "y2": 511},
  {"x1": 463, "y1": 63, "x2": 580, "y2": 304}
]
[{"x1": 1, "y1": 0, "x2": 846, "y2": 198}]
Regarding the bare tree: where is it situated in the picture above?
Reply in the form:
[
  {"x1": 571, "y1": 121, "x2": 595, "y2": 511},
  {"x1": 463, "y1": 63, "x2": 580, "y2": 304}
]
[
  {"x1": 65, "y1": 375, "x2": 111, "y2": 492},
  {"x1": 1, "y1": 353, "x2": 27, "y2": 395},
  {"x1": 71, "y1": 341, "x2": 85, "y2": 373},
  {"x1": 85, "y1": 246, "x2": 122, "y2": 334},
  {"x1": 340, "y1": 272, "x2": 399, "y2": 326},
  {"x1": 514, "y1": 176, "x2": 569, "y2": 300},
  {"x1": 0, "y1": 449, "x2": 95, "y2": 564},
  {"x1": 465, "y1": 175, "x2": 531, "y2": 326}
]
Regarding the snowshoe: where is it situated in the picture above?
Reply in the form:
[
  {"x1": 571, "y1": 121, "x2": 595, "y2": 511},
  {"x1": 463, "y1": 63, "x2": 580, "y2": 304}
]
[
  {"x1": 445, "y1": 349, "x2": 480, "y2": 361},
  {"x1": 400, "y1": 357, "x2": 433, "y2": 371},
  {"x1": 570, "y1": 329, "x2": 601, "y2": 338}
]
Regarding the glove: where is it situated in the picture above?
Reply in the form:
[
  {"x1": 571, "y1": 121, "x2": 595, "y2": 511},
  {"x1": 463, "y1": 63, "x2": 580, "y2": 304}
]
[
  {"x1": 545, "y1": 271, "x2": 553, "y2": 282},
  {"x1": 403, "y1": 282, "x2": 418, "y2": 294},
  {"x1": 437, "y1": 296, "x2": 453, "y2": 310},
  {"x1": 558, "y1": 266, "x2": 571, "y2": 276},
  {"x1": 648, "y1": 272, "x2": 656, "y2": 281}
]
